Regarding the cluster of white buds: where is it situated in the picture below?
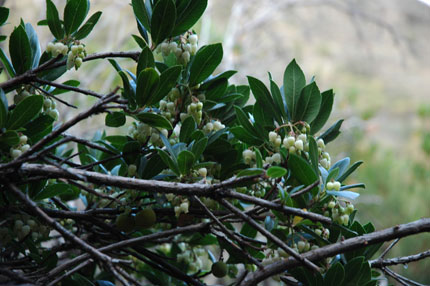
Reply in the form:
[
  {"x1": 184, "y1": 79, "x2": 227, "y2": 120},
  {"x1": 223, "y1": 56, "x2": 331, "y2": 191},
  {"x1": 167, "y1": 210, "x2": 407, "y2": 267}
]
[
  {"x1": 159, "y1": 99, "x2": 176, "y2": 123},
  {"x1": 46, "y1": 42, "x2": 68, "y2": 57},
  {"x1": 10, "y1": 135, "x2": 30, "y2": 159},
  {"x1": 326, "y1": 200, "x2": 354, "y2": 225},
  {"x1": 242, "y1": 149, "x2": 256, "y2": 165},
  {"x1": 128, "y1": 122, "x2": 168, "y2": 146},
  {"x1": 316, "y1": 138, "x2": 331, "y2": 169},
  {"x1": 176, "y1": 245, "x2": 208, "y2": 273},
  {"x1": 282, "y1": 133, "x2": 307, "y2": 154},
  {"x1": 326, "y1": 180, "x2": 341, "y2": 191},
  {"x1": 66, "y1": 44, "x2": 85, "y2": 70},
  {"x1": 156, "y1": 33, "x2": 198, "y2": 65},
  {"x1": 269, "y1": 131, "x2": 282, "y2": 150},
  {"x1": 13, "y1": 89, "x2": 31, "y2": 104},
  {"x1": 43, "y1": 97, "x2": 59, "y2": 121},
  {"x1": 174, "y1": 199, "x2": 190, "y2": 217},
  {"x1": 314, "y1": 227, "x2": 330, "y2": 239},
  {"x1": 264, "y1": 153, "x2": 282, "y2": 165},
  {"x1": 180, "y1": 100, "x2": 203, "y2": 124},
  {"x1": 202, "y1": 120, "x2": 225, "y2": 134}
]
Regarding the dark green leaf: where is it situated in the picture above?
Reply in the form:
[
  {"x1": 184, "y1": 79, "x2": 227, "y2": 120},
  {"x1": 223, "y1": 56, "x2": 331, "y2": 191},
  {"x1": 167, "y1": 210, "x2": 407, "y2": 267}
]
[
  {"x1": 326, "y1": 168, "x2": 339, "y2": 185},
  {"x1": 0, "y1": 88, "x2": 8, "y2": 128},
  {"x1": 46, "y1": 0, "x2": 64, "y2": 39},
  {"x1": 64, "y1": 0, "x2": 89, "y2": 35},
  {"x1": 0, "y1": 130, "x2": 20, "y2": 147},
  {"x1": 7, "y1": 95, "x2": 43, "y2": 129},
  {"x1": 135, "y1": 112, "x2": 172, "y2": 130},
  {"x1": 248, "y1": 76, "x2": 281, "y2": 124},
  {"x1": 338, "y1": 161, "x2": 363, "y2": 183},
  {"x1": 324, "y1": 262, "x2": 345, "y2": 286},
  {"x1": 132, "y1": 0, "x2": 151, "y2": 32},
  {"x1": 158, "y1": 149, "x2": 179, "y2": 175},
  {"x1": 189, "y1": 43, "x2": 223, "y2": 86},
  {"x1": 240, "y1": 222, "x2": 257, "y2": 238},
  {"x1": 140, "y1": 154, "x2": 167, "y2": 179},
  {"x1": 254, "y1": 147, "x2": 263, "y2": 169},
  {"x1": 151, "y1": 65, "x2": 181, "y2": 104},
  {"x1": 105, "y1": 112, "x2": 126, "y2": 127},
  {"x1": 266, "y1": 166, "x2": 287, "y2": 178},
  {"x1": 340, "y1": 183, "x2": 365, "y2": 191},
  {"x1": 137, "y1": 46, "x2": 155, "y2": 75},
  {"x1": 74, "y1": 11, "x2": 102, "y2": 40},
  {"x1": 270, "y1": 79, "x2": 287, "y2": 120},
  {"x1": 294, "y1": 81, "x2": 321, "y2": 123},
  {"x1": 132, "y1": 34, "x2": 147, "y2": 49},
  {"x1": 122, "y1": 141, "x2": 140, "y2": 164},
  {"x1": 191, "y1": 137, "x2": 207, "y2": 163},
  {"x1": 284, "y1": 59, "x2": 306, "y2": 120},
  {"x1": 150, "y1": 0, "x2": 176, "y2": 45},
  {"x1": 308, "y1": 137, "x2": 319, "y2": 175},
  {"x1": 34, "y1": 183, "x2": 73, "y2": 201},
  {"x1": 9, "y1": 25, "x2": 32, "y2": 75},
  {"x1": 0, "y1": 48, "x2": 15, "y2": 77},
  {"x1": 344, "y1": 256, "x2": 364, "y2": 282},
  {"x1": 177, "y1": 150, "x2": 195, "y2": 175},
  {"x1": 0, "y1": 7, "x2": 9, "y2": 26},
  {"x1": 51, "y1": 80, "x2": 80, "y2": 95},
  {"x1": 23, "y1": 114, "x2": 54, "y2": 138},
  {"x1": 288, "y1": 154, "x2": 318, "y2": 195},
  {"x1": 234, "y1": 106, "x2": 258, "y2": 137},
  {"x1": 319, "y1": 119, "x2": 343, "y2": 144},
  {"x1": 136, "y1": 68, "x2": 159, "y2": 107},
  {"x1": 237, "y1": 168, "x2": 263, "y2": 177},
  {"x1": 25, "y1": 23, "x2": 41, "y2": 68},
  {"x1": 179, "y1": 116, "x2": 195, "y2": 143},
  {"x1": 311, "y1": 89, "x2": 334, "y2": 134},
  {"x1": 230, "y1": 126, "x2": 263, "y2": 146},
  {"x1": 172, "y1": 0, "x2": 207, "y2": 36}
]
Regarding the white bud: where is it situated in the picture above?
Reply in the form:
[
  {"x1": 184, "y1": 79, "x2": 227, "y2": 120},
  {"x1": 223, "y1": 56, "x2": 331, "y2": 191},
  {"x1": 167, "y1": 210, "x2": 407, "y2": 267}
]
[
  {"x1": 269, "y1": 131, "x2": 277, "y2": 142},
  {"x1": 10, "y1": 149, "x2": 22, "y2": 159},
  {"x1": 21, "y1": 144, "x2": 30, "y2": 153},
  {"x1": 213, "y1": 121, "x2": 224, "y2": 131},
  {"x1": 19, "y1": 135, "x2": 28, "y2": 144},
  {"x1": 272, "y1": 153, "x2": 281, "y2": 164},
  {"x1": 328, "y1": 201, "x2": 336, "y2": 208},
  {"x1": 289, "y1": 146, "x2": 296, "y2": 154},
  {"x1": 326, "y1": 182, "x2": 334, "y2": 190},
  {"x1": 191, "y1": 43, "x2": 198, "y2": 55},
  {"x1": 298, "y1": 134, "x2": 307, "y2": 142},
  {"x1": 287, "y1": 136, "x2": 296, "y2": 147},
  {"x1": 175, "y1": 47, "x2": 182, "y2": 58},
  {"x1": 48, "y1": 109, "x2": 59, "y2": 121},
  {"x1": 160, "y1": 42, "x2": 169, "y2": 55},
  {"x1": 181, "y1": 51, "x2": 190, "y2": 64},
  {"x1": 317, "y1": 138, "x2": 325, "y2": 149},
  {"x1": 167, "y1": 102, "x2": 175, "y2": 111},
  {"x1": 74, "y1": 57, "x2": 83, "y2": 69},
  {"x1": 274, "y1": 137, "x2": 282, "y2": 147},
  {"x1": 295, "y1": 139, "x2": 304, "y2": 151},
  {"x1": 71, "y1": 45, "x2": 79, "y2": 54},
  {"x1": 189, "y1": 34, "x2": 198, "y2": 45},
  {"x1": 205, "y1": 122, "x2": 214, "y2": 132},
  {"x1": 168, "y1": 41, "x2": 178, "y2": 53},
  {"x1": 297, "y1": 241, "x2": 306, "y2": 252},
  {"x1": 184, "y1": 43, "x2": 191, "y2": 53},
  {"x1": 198, "y1": 168, "x2": 207, "y2": 177},
  {"x1": 333, "y1": 181, "x2": 341, "y2": 191},
  {"x1": 47, "y1": 42, "x2": 55, "y2": 53}
]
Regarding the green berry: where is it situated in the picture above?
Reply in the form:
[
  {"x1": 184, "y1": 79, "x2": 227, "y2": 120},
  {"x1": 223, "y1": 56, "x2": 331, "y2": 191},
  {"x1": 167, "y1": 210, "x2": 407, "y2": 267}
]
[
  {"x1": 212, "y1": 261, "x2": 228, "y2": 278},
  {"x1": 128, "y1": 164, "x2": 137, "y2": 177},
  {"x1": 115, "y1": 213, "x2": 135, "y2": 232},
  {"x1": 326, "y1": 182, "x2": 334, "y2": 190},
  {"x1": 328, "y1": 201, "x2": 336, "y2": 209},
  {"x1": 297, "y1": 241, "x2": 306, "y2": 252},
  {"x1": 333, "y1": 181, "x2": 341, "y2": 191},
  {"x1": 135, "y1": 209, "x2": 156, "y2": 228}
]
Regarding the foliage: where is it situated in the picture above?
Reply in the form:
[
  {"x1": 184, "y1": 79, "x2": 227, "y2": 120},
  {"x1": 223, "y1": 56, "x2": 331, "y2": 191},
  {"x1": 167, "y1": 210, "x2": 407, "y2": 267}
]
[{"x1": 0, "y1": 1, "x2": 427, "y2": 286}]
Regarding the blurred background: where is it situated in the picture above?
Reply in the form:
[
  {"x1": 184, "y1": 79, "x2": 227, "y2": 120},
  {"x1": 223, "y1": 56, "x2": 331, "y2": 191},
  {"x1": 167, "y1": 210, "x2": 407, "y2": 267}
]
[{"x1": 1, "y1": 0, "x2": 429, "y2": 284}]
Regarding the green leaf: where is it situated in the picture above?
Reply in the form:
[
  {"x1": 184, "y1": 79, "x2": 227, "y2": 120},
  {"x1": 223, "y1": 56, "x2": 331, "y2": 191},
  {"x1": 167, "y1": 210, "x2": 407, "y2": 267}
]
[
  {"x1": 0, "y1": 130, "x2": 20, "y2": 147},
  {"x1": 319, "y1": 119, "x2": 343, "y2": 144},
  {"x1": 0, "y1": 7, "x2": 9, "y2": 26},
  {"x1": 0, "y1": 88, "x2": 8, "y2": 129},
  {"x1": 150, "y1": 0, "x2": 176, "y2": 45},
  {"x1": 344, "y1": 256, "x2": 364, "y2": 282},
  {"x1": 151, "y1": 65, "x2": 181, "y2": 104},
  {"x1": 0, "y1": 48, "x2": 15, "y2": 77},
  {"x1": 266, "y1": 166, "x2": 287, "y2": 178},
  {"x1": 9, "y1": 25, "x2": 32, "y2": 75},
  {"x1": 326, "y1": 190, "x2": 360, "y2": 200},
  {"x1": 189, "y1": 43, "x2": 223, "y2": 86},
  {"x1": 74, "y1": 11, "x2": 102, "y2": 40},
  {"x1": 324, "y1": 262, "x2": 345, "y2": 286},
  {"x1": 135, "y1": 112, "x2": 172, "y2": 130},
  {"x1": 7, "y1": 95, "x2": 43, "y2": 130},
  {"x1": 288, "y1": 154, "x2": 318, "y2": 194},
  {"x1": 284, "y1": 59, "x2": 306, "y2": 120},
  {"x1": 23, "y1": 114, "x2": 54, "y2": 140},
  {"x1": 311, "y1": 89, "x2": 334, "y2": 134},
  {"x1": 177, "y1": 150, "x2": 195, "y2": 175},
  {"x1": 158, "y1": 149, "x2": 179, "y2": 175},
  {"x1": 234, "y1": 106, "x2": 258, "y2": 138},
  {"x1": 230, "y1": 126, "x2": 263, "y2": 146},
  {"x1": 25, "y1": 23, "x2": 41, "y2": 68},
  {"x1": 51, "y1": 80, "x2": 80, "y2": 95},
  {"x1": 179, "y1": 116, "x2": 196, "y2": 143},
  {"x1": 308, "y1": 136, "x2": 319, "y2": 175},
  {"x1": 64, "y1": 0, "x2": 89, "y2": 35},
  {"x1": 270, "y1": 79, "x2": 287, "y2": 120},
  {"x1": 137, "y1": 46, "x2": 155, "y2": 75},
  {"x1": 237, "y1": 168, "x2": 264, "y2": 177},
  {"x1": 172, "y1": 0, "x2": 208, "y2": 36},
  {"x1": 46, "y1": 0, "x2": 64, "y2": 39},
  {"x1": 136, "y1": 68, "x2": 160, "y2": 107},
  {"x1": 122, "y1": 141, "x2": 140, "y2": 164},
  {"x1": 105, "y1": 112, "x2": 126, "y2": 127},
  {"x1": 240, "y1": 222, "x2": 257, "y2": 238},
  {"x1": 294, "y1": 81, "x2": 321, "y2": 123},
  {"x1": 191, "y1": 137, "x2": 207, "y2": 163},
  {"x1": 248, "y1": 76, "x2": 281, "y2": 124},
  {"x1": 34, "y1": 183, "x2": 73, "y2": 201},
  {"x1": 254, "y1": 147, "x2": 263, "y2": 169},
  {"x1": 132, "y1": 0, "x2": 151, "y2": 32},
  {"x1": 338, "y1": 161, "x2": 363, "y2": 183}
]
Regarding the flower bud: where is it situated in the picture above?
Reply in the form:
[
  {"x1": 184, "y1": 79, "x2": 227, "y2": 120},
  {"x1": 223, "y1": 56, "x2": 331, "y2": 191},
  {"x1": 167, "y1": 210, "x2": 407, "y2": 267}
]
[
  {"x1": 295, "y1": 139, "x2": 304, "y2": 151},
  {"x1": 198, "y1": 167, "x2": 207, "y2": 177},
  {"x1": 188, "y1": 34, "x2": 198, "y2": 45}
]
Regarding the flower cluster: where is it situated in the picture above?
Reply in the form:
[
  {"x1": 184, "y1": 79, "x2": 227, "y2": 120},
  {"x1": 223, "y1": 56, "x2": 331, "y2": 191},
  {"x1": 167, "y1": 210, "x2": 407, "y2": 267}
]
[{"x1": 156, "y1": 33, "x2": 198, "y2": 65}]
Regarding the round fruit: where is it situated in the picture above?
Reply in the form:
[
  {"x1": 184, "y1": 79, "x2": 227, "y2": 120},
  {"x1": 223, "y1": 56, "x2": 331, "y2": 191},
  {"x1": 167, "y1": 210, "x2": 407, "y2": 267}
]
[
  {"x1": 115, "y1": 213, "x2": 135, "y2": 232},
  {"x1": 212, "y1": 261, "x2": 228, "y2": 278},
  {"x1": 135, "y1": 209, "x2": 156, "y2": 228}
]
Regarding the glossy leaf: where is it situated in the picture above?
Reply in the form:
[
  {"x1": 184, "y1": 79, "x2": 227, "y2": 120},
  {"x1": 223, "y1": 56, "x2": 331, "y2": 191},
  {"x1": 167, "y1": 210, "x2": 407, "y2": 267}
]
[
  {"x1": 248, "y1": 76, "x2": 281, "y2": 124},
  {"x1": 46, "y1": 0, "x2": 64, "y2": 39},
  {"x1": 311, "y1": 89, "x2": 334, "y2": 134},
  {"x1": 25, "y1": 23, "x2": 41, "y2": 68},
  {"x1": 51, "y1": 80, "x2": 80, "y2": 95},
  {"x1": 266, "y1": 166, "x2": 287, "y2": 178},
  {"x1": 34, "y1": 183, "x2": 73, "y2": 201},
  {"x1": 288, "y1": 154, "x2": 318, "y2": 194},
  {"x1": 158, "y1": 149, "x2": 179, "y2": 176},
  {"x1": 324, "y1": 262, "x2": 345, "y2": 286},
  {"x1": 136, "y1": 68, "x2": 159, "y2": 107},
  {"x1": 74, "y1": 11, "x2": 102, "y2": 40},
  {"x1": 294, "y1": 81, "x2": 321, "y2": 123},
  {"x1": 151, "y1": 65, "x2": 181, "y2": 105},
  {"x1": 105, "y1": 112, "x2": 126, "y2": 127},
  {"x1": 270, "y1": 79, "x2": 287, "y2": 120},
  {"x1": 230, "y1": 126, "x2": 263, "y2": 146},
  {"x1": 189, "y1": 43, "x2": 223, "y2": 86},
  {"x1": 319, "y1": 119, "x2": 343, "y2": 144},
  {"x1": 237, "y1": 168, "x2": 264, "y2": 177},
  {"x1": 23, "y1": 114, "x2": 54, "y2": 139},
  {"x1": 7, "y1": 95, "x2": 43, "y2": 130},
  {"x1": 137, "y1": 46, "x2": 155, "y2": 76},
  {"x1": 64, "y1": 0, "x2": 89, "y2": 35},
  {"x1": 172, "y1": 0, "x2": 208, "y2": 36},
  {"x1": 234, "y1": 106, "x2": 257, "y2": 138},
  {"x1": 330, "y1": 157, "x2": 350, "y2": 180},
  {"x1": 338, "y1": 161, "x2": 363, "y2": 183},
  {"x1": 177, "y1": 150, "x2": 195, "y2": 175},
  {"x1": 0, "y1": 7, "x2": 9, "y2": 26},
  {"x1": 150, "y1": 0, "x2": 176, "y2": 45},
  {"x1": 179, "y1": 116, "x2": 196, "y2": 143},
  {"x1": 308, "y1": 136, "x2": 319, "y2": 175},
  {"x1": 132, "y1": 0, "x2": 151, "y2": 32},
  {"x1": 9, "y1": 25, "x2": 32, "y2": 75},
  {"x1": 0, "y1": 48, "x2": 15, "y2": 77},
  {"x1": 191, "y1": 137, "x2": 207, "y2": 163},
  {"x1": 0, "y1": 130, "x2": 20, "y2": 147},
  {"x1": 135, "y1": 112, "x2": 172, "y2": 130},
  {"x1": 0, "y1": 88, "x2": 7, "y2": 129},
  {"x1": 284, "y1": 59, "x2": 306, "y2": 120}
]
